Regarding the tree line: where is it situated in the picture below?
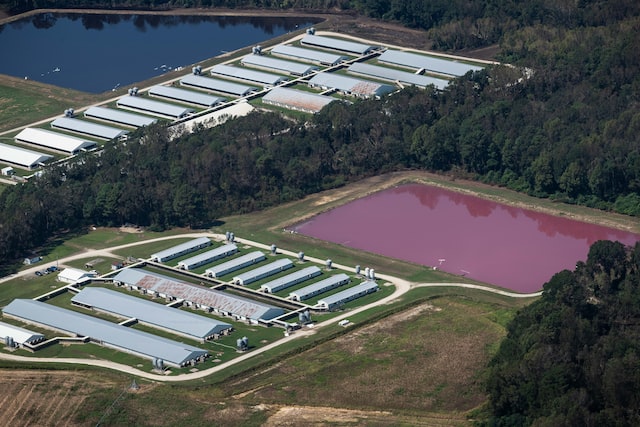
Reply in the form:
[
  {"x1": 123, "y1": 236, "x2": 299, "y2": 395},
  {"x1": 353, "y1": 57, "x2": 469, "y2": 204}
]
[{"x1": 483, "y1": 240, "x2": 640, "y2": 426}]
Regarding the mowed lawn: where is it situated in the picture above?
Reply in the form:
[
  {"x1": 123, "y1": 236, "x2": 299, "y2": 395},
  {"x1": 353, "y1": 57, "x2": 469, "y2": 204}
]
[{"x1": 222, "y1": 295, "x2": 512, "y2": 417}]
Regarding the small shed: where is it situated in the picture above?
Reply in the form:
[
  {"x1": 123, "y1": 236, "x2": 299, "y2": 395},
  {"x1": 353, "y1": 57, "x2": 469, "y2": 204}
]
[
  {"x1": 1, "y1": 167, "x2": 15, "y2": 176},
  {"x1": 23, "y1": 256, "x2": 42, "y2": 265}
]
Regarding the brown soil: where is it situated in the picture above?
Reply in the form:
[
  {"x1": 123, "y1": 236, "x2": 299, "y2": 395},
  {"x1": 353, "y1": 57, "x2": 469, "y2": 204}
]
[{"x1": 0, "y1": 369, "x2": 117, "y2": 426}]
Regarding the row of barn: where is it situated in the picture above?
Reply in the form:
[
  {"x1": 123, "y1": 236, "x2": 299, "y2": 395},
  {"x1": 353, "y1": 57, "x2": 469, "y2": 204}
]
[
  {"x1": 149, "y1": 237, "x2": 379, "y2": 309},
  {"x1": 1, "y1": 32, "x2": 484, "y2": 172}
]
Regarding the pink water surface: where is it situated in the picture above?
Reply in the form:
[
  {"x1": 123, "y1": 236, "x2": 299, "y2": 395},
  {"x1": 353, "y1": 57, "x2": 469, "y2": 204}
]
[{"x1": 292, "y1": 184, "x2": 640, "y2": 293}]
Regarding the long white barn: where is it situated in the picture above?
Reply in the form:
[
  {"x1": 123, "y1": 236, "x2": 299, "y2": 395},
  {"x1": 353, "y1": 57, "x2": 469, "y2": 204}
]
[
  {"x1": 0, "y1": 142, "x2": 53, "y2": 169},
  {"x1": 3, "y1": 299, "x2": 208, "y2": 368},
  {"x1": 71, "y1": 287, "x2": 232, "y2": 342},
  {"x1": 15, "y1": 128, "x2": 97, "y2": 154}
]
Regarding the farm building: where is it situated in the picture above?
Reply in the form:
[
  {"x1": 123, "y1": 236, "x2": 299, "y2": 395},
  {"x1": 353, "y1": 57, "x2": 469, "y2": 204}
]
[
  {"x1": 177, "y1": 243, "x2": 238, "y2": 270},
  {"x1": 308, "y1": 73, "x2": 395, "y2": 99},
  {"x1": 57, "y1": 267, "x2": 94, "y2": 284},
  {"x1": 71, "y1": 287, "x2": 233, "y2": 342},
  {"x1": 116, "y1": 96, "x2": 195, "y2": 119},
  {"x1": 14, "y1": 128, "x2": 96, "y2": 154},
  {"x1": 378, "y1": 49, "x2": 484, "y2": 77},
  {"x1": 270, "y1": 44, "x2": 348, "y2": 66},
  {"x1": 301, "y1": 34, "x2": 378, "y2": 55},
  {"x1": 2, "y1": 299, "x2": 208, "y2": 368},
  {"x1": 262, "y1": 87, "x2": 336, "y2": 114},
  {"x1": 205, "y1": 251, "x2": 266, "y2": 278},
  {"x1": 50, "y1": 117, "x2": 129, "y2": 141},
  {"x1": 179, "y1": 74, "x2": 258, "y2": 97},
  {"x1": 84, "y1": 106, "x2": 157, "y2": 128},
  {"x1": 260, "y1": 266, "x2": 322, "y2": 293},
  {"x1": 241, "y1": 54, "x2": 319, "y2": 76},
  {"x1": 0, "y1": 321, "x2": 45, "y2": 347},
  {"x1": 148, "y1": 85, "x2": 225, "y2": 107},
  {"x1": 150, "y1": 237, "x2": 211, "y2": 263},
  {"x1": 210, "y1": 64, "x2": 288, "y2": 86},
  {"x1": 111, "y1": 268, "x2": 285, "y2": 322},
  {"x1": 233, "y1": 258, "x2": 294, "y2": 286},
  {"x1": 289, "y1": 273, "x2": 351, "y2": 301},
  {"x1": 316, "y1": 280, "x2": 379, "y2": 310},
  {"x1": 0, "y1": 142, "x2": 53, "y2": 169},
  {"x1": 348, "y1": 62, "x2": 450, "y2": 90}
]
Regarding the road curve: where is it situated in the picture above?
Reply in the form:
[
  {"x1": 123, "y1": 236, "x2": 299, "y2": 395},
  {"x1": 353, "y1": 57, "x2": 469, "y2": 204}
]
[{"x1": 0, "y1": 232, "x2": 540, "y2": 381}]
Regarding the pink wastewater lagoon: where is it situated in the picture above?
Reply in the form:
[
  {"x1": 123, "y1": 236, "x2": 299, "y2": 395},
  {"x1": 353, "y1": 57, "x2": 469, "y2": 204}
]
[{"x1": 291, "y1": 183, "x2": 640, "y2": 293}]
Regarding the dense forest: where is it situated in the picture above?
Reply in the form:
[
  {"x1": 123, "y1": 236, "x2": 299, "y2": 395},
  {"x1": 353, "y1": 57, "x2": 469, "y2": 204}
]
[{"x1": 484, "y1": 240, "x2": 640, "y2": 426}]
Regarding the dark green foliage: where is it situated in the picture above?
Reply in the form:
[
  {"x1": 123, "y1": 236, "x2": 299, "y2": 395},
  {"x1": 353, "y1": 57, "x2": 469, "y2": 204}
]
[{"x1": 483, "y1": 241, "x2": 640, "y2": 426}]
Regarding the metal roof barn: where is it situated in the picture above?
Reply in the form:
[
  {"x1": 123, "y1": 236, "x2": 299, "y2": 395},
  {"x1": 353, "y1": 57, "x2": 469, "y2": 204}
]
[
  {"x1": 150, "y1": 237, "x2": 211, "y2": 262},
  {"x1": 262, "y1": 87, "x2": 336, "y2": 114},
  {"x1": 71, "y1": 287, "x2": 232, "y2": 342},
  {"x1": 348, "y1": 62, "x2": 450, "y2": 90},
  {"x1": 177, "y1": 243, "x2": 238, "y2": 271},
  {"x1": 271, "y1": 44, "x2": 348, "y2": 66},
  {"x1": 301, "y1": 34, "x2": 378, "y2": 55},
  {"x1": 57, "y1": 267, "x2": 94, "y2": 284},
  {"x1": 210, "y1": 64, "x2": 288, "y2": 86},
  {"x1": 2, "y1": 299, "x2": 208, "y2": 368},
  {"x1": 378, "y1": 50, "x2": 484, "y2": 77},
  {"x1": 233, "y1": 259, "x2": 294, "y2": 286},
  {"x1": 116, "y1": 96, "x2": 195, "y2": 119},
  {"x1": 148, "y1": 85, "x2": 225, "y2": 107},
  {"x1": 260, "y1": 266, "x2": 322, "y2": 293},
  {"x1": 179, "y1": 74, "x2": 257, "y2": 97},
  {"x1": 308, "y1": 73, "x2": 395, "y2": 98},
  {"x1": 289, "y1": 273, "x2": 351, "y2": 301},
  {"x1": 51, "y1": 117, "x2": 129, "y2": 140},
  {"x1": 241, "y1": 54, "x2": 319, "y2": 76},
  {"x1": 112, "y1": 268, "x2": 284, "y2": 321},
  {"x1": 205, "y1": 251, "x2": 266, "y2": 278},
  {"x1": 84, "y1": 106, "x2": 157, "y2": 128},
  {"x1": 0, "y1": 142, "x2": 53, "y2": 169},
  {"x1": 0, "y1": 321, "x2": 45, "y2": 346},
  {"x1": 14, "y1": 128, "x2": 96, "y2": 154},
  {"x1": 317, "y1": 280, "x2": 379, "y2": 310}
]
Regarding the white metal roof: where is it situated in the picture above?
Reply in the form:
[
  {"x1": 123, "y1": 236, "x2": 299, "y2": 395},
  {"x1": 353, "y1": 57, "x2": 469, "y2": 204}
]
[
  {"x1": 57, "y1": 267, "x2": 91, "y2": 282},
  {"x1": 71, "y1": 287, "x2": 232, "y2": 339},
  {"x1": 51, "y1": 117, "x2": 129, "y2": 140},
  {"x1": 179, "y1": 74, "x2": 257, "y2": 96},
  {"x1": 0, "y1": 321, "x2": 45, "y2": 345},
  {"x1": 112, "y1": 268, "x2": 284, "y2": 321},
  {"x1": 84, "y1": 106, "x2": 157, "y2": 128},
  {"x1": 378, "y1": 50, "x2": 483, "y2": 77},
  {"x1": 260, "y1": 266, "x2": 322, "y2": 293},
  {"x1": 301, "y1": 34, "x2": 377, "y2": 55},
  {"x1": 262, "y1": 87, "x2": 336, "y2": 113},
  {"x1": 211, "y1": 64, "x2": 288, "y2": 86},
  {"x1": 233, "y1": 259, "x2": 294, "y2": 285},
  {"x1": 271, "y1": 44, "x2": 348, "y2": 65},
  {"x1": 3, "y1": 299, "x2": 208, "y2": 367},
  {"x1": 0, "y1": 142, "x2": 53, "y2": 169},
  {"x1": 348, "y1": 62, "x2": 450, "y2": 90},
  {"x1": 317, "y1": 280, "x2": 379, "y2": 309},
  {"x1": 116, "y1": 96, "x2": 195, "y2": 119},
  {"x1": 148, "y1": 85, "x2": 225, "y2": 107},
  {"x1": 150, "y1": 237, "x2": 211, "y2": 262},
  {"x1": 14, "y1": 128, "x2": 97, "y2": 154},
  {"x1": 177, "y1": 244, "x2": 238, "y2": 270},
  {"x1": 241, "y1": 54, "x2": 318, "y2": 76},
  {"x1": 205, "y1": 251, "x2": 266, "y2": 278},
  {"x1": 289, "y1": 273, "x2": 351, "y2": 301},
  {"x1": 308, "y1": 73, "x2": 395, "y2": 98}
]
